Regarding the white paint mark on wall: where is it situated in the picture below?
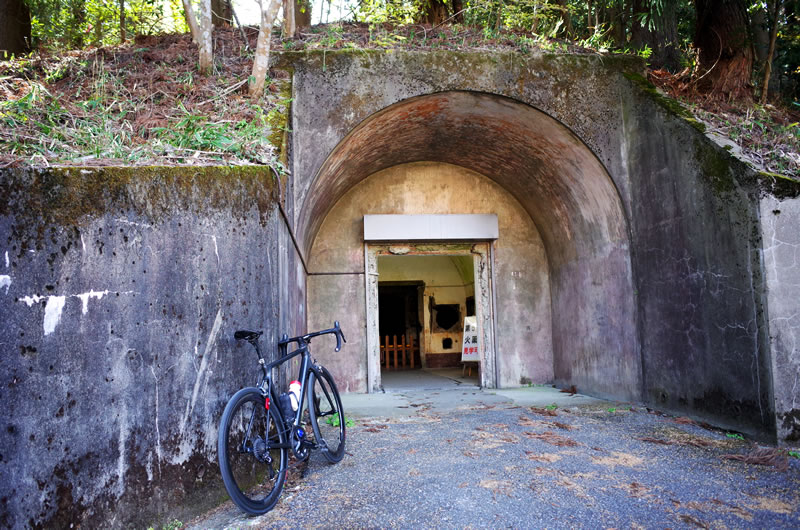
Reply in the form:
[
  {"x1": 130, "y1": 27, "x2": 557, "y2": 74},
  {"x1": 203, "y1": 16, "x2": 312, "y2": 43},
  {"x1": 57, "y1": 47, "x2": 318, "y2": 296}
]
[
  {"x1": 0, "y1": 275, "x2": 10, "y2": 294},
  {"x1": 18, "y1": 290, "x2": 136, "y2": 335},
  {"x1": 81, "y1": 234, "x2": 86, "y2": 254},
  {"x1": 116, "y1": 218, "x2": 153, "y2": 229},
  {"x1": 212, "y1": 235, "x2": 219, "y2": 265},
  {"x1": 76, "y1": 290, "x2": 109, "y2": 314},
  {"x1": 21, "y1": 294, "x2": 46, "y2": 306},
  {"x1": 43, "y1": 296, "x2": 66, "y2": 335},
  {"x1": 4, "y1": 251, "x2": 8, "y2": 267},
  {"x1": 181, "y1": 308, "x2": 223, "y2": 436},
  {"x1": 150, "y1": 365, "x2": 163, "y2": 479},
  {"x1": 117, "y1": 405, "x2": 129, "y2": 496}
]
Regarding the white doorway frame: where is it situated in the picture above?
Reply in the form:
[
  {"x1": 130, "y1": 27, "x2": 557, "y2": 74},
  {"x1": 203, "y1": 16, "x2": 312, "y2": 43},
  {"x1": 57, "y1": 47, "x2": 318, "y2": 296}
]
[{"x1": 364, "y1": 242, "x2": 497, "y2": 393}]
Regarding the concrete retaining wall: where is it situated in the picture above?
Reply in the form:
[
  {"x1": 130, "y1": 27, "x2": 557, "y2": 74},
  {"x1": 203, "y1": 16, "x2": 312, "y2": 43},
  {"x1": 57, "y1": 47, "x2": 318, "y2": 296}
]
[
  {"x1": 760, "y1": 181, "x2": 800, "y2": 443},
  {"x1": 0, "y1": 167, "x2": 282, "y2": 528}
]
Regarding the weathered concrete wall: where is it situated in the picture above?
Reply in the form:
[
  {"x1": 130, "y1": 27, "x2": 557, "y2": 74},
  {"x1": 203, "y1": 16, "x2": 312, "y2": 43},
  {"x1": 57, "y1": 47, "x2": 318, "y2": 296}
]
[
  {"x1": 307, "y1": 162, "x2": 552, "y2": 390},
  {"x1": 620, "y1": 78, "x2": 775, "y2": 437},
  {"x1": 0, "y1": 167, "x2": 280, "y2": 528},
  {"x1": 760, "y1": 182, "x2": 800, "y2": 443},
  {"x1": 281, "y1": 49, "x2": 795, "y2": 438}
]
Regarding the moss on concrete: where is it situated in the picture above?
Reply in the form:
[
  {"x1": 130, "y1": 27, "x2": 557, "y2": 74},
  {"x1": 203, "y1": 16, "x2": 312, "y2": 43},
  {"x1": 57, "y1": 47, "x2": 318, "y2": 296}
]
[
  {"x1": 0, "y1": 166, "x2": 277, "y2": 239},
  {"x1": 758, "y1": 171, "x2": 800, "y2": 199},
  {"x1": 623, "y1": 72, "x2": 706, "y2": 133},
  {"x1": 693, "y1": 139, "x2": 739, "y2": 194},
  {"x1": 267, "y1": 71, "x2": 294, "y2": 169}
]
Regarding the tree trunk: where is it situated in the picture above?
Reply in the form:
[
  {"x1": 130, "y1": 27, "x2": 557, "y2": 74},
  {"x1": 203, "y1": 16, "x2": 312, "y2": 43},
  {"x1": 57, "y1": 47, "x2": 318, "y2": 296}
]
[
  {"x1": 70, "y1": 0, "x2": 86, "y2": 47},
  {"x1": 557, "y1": 0, "x2": 572, "y2": 38},
  {"x1": 605, "y1": 4, "x2": 624, "y2": 45},
  {"x1": 416, "y1": 0, "x2": 450, "y2": 24},
  {"x1": 750, "y1": 7, "x2": 770, "y2": 63},
  {"x1": 296, "y1": 0, "x2": 312, "y2": 29},
  {"x1": 452, "y1": 0, "x2": 464, "y2": 22},
  {"x1": 249, "y1": 0, "x2": 281, "y2": 97},
  {"x1": 120, "y1": 0, "x2": 126, "y2": 43},
  {"x1": 283, "y1": 0, "x2": 296, "y2": 38},
  {"x1": 198, "y1": 0, "x2": 213, "y2": 73},
  {"x1": 694, "y1": 0, "x2": 754, "y2": 99},
  {"x1": 211, "y1": 0, "x2": 232, "y2": 26},
  {"x1": 0, "y1": 0, "x2": 31, "y2": 56},
  {"x1": 631, "y1": 0, "x2": 682, "y2": 71},
  {"x1": 760, "y1": 0, "x2": 782, "y2": 103},
  {"x1": 182, "y1": 0, "x2": 202, "y2": 45}
]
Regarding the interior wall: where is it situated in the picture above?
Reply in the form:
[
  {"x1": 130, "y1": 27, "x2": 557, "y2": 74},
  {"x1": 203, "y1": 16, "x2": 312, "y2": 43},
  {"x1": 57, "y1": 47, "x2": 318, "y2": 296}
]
[{"x1": 308, "y1": 162, "x2": 552, "y2": 390}]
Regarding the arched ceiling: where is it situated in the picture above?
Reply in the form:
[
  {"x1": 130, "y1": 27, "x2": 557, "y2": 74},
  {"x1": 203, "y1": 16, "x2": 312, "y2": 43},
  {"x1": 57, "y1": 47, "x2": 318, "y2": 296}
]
[{"x1": 299, "y1": 91, "x2": 628, "y2": 268}]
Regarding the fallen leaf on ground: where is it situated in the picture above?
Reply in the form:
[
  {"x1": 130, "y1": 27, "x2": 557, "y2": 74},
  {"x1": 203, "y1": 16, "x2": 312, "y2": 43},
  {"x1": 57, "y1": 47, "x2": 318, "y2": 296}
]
[
  {"x1": 478, "y1": 479, "x2": 514, "y2": 498},
  {"x1": 591, "y1": 451, "x2": 644, "y2": 468},
  {"x1": 637, "y1": 436, "x2": 674, "y2": 445},
  {"x1": 525, "y1": 451, "x2": 561, "y2": 463},
  {"x1": 678, "y1": 513, "x2": 710, "y2": 528},
  {"x1": 523, "y1": 430, "x2": 578, "y2": 447},
  {"x1": 746, "y1": 495, "x2": 795, "y2": 514},
  {"x1": 722, "y1": 447, "x2": 789, "y2": 472},
  {"x1": 529, "y1": 406, "x2": 558, "y2": 417}
]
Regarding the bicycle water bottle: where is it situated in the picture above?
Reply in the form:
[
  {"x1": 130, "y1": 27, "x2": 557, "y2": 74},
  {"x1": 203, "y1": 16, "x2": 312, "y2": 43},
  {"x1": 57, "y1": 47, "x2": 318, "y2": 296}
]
[{"x1": 289, "y1": 380, "x2": 301, "y2": 411}]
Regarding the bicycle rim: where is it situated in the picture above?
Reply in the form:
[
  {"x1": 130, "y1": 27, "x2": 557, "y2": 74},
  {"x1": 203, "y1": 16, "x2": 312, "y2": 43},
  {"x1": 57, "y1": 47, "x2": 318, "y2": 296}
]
[
  {"x1": 218, "y1": 388, "x2": 287, "y2": 514},
  {"x1": 308, "y1": 368, "x2": 346, "y2": 463}
]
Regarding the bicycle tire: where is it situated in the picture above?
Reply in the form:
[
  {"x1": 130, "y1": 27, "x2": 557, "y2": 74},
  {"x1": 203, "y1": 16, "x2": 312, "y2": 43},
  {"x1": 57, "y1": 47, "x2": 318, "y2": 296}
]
[
  {"x1": 218, "y1": 387, "x2": 288, "y2": 514},
  {"x1": 307, "y1": 366, "x2": 346, "y2": 463}
]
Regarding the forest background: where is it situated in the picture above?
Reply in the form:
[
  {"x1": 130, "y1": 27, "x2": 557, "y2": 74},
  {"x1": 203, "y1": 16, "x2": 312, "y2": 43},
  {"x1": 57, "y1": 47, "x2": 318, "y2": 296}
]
[{"x1": 0, "y1": 0, "x2": 798, "y2": 177}]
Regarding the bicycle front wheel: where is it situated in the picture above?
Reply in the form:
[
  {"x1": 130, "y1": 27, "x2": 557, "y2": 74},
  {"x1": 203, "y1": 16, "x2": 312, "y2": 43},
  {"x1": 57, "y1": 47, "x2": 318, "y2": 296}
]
[
  {"x1": 218, "y1": 387, "x2": 288, "y2": 514},
  {"x1": 307, "y1": 366, "x2": 346, "y2": 463}
]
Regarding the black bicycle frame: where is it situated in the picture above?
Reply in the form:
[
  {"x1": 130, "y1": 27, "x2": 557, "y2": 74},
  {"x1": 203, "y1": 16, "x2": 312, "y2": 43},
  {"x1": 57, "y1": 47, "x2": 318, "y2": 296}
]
[{"x1": 245, "y1": 324, "x2": 344, "y2": 456}]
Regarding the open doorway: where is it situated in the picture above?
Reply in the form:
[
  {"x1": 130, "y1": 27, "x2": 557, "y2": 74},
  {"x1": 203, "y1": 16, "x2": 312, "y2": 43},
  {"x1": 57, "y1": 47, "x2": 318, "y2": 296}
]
[
  {"x1": 375, "y1": 252, "x2": 481, "y2": 388},
  {"x1": 378, "y1": 283, "x2": 422, "y2": 370}
]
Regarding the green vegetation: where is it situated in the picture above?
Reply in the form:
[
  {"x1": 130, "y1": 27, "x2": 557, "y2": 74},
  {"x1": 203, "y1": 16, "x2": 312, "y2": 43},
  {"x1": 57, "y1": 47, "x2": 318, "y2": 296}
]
[
  {"x1": 325, "y1": 413, "x2": 355, "y2": 428},
  {"x1": 726, "y1": 432, "x2": 746, "y2": 440}
]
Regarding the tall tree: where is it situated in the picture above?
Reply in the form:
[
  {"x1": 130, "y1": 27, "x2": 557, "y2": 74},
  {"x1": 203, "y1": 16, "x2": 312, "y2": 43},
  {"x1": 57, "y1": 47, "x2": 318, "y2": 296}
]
[
  {"x1": 182, "y1": 0, "x2": 213, "y2": 72},
  {"x1": 211, "y1": 0, "x2": 232, "y2": 26},
  {"x1": 694, "y1": 0, "x2": 754, "y2": 99},
  {"x1": 250, "y1": 0, "x2": 281, "y2": 96},
  {"x1": 198, "y1": 0, "x2": 213, "y2": 72},
  {"x1": 0, "y1": 0, "x2": 31, "y2": 56},
  {"x1": 759, "y1": 0, "x2": 783, "y2": 103},
  {"x1": 120, "y1": 0, "x2": 126, "y2": 42},
  {"x1": 416, "y1": 0, "x2": 450, "y2": 24},
  {"x1": 631, "y1": 0, "x2": 682, "y2": 70},
  {"x1": 283, "y1": 0, "x2": 311, "y2": 38}
]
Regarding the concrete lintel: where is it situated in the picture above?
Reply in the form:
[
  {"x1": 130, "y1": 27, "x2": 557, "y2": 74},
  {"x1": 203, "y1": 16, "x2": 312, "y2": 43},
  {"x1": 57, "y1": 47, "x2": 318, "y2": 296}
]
[{"x1": 364, "y1": 214, "x2": 499, "y2": 241}]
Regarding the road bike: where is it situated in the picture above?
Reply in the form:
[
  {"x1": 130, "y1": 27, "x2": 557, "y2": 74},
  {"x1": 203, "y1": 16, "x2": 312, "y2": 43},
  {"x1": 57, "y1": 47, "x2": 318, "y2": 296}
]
[{"x1": 217, "y1": 322, "x2": 347, "y2": 515}]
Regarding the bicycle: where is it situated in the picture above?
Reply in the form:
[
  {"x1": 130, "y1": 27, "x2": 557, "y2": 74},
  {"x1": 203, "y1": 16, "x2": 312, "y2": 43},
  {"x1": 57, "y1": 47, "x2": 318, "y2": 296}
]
[{"x1": 217, "y1": 321, "x2": 347, "y2": 515}]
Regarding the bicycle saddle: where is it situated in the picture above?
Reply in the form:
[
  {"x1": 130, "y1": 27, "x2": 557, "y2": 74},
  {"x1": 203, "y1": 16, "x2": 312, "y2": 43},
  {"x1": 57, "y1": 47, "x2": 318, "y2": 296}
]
[{"x1": 234, "y1": 330, "x2": 263, "y2": 341}]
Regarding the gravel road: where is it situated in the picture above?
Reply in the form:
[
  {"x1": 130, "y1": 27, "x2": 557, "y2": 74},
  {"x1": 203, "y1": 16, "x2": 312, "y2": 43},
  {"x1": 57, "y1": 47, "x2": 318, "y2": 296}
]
[{"x1": 189, "y1": 374, "x2": 800, "y2": 529}]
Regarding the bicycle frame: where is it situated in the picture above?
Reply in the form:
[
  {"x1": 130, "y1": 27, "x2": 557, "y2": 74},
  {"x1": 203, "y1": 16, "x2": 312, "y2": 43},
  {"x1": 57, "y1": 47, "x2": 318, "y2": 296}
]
[{"x1": 244, "y1": 325, "x2": 344, "y2": 458}]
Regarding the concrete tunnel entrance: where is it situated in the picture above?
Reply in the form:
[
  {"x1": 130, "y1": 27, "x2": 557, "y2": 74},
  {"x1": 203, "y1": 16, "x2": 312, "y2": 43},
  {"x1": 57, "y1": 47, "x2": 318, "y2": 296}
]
[{"x1": 305, "y1": 91, "x2": 641, "y2": 401}]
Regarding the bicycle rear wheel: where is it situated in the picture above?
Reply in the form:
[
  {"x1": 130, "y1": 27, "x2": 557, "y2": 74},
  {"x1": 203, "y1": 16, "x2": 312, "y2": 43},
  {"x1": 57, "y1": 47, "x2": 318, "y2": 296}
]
[
  {"x1": 218, "y1": 387, "x2": 288, "y2": 514},
  {"x1": 307, "y1": 366, "x2": 346, "y2": 463}
]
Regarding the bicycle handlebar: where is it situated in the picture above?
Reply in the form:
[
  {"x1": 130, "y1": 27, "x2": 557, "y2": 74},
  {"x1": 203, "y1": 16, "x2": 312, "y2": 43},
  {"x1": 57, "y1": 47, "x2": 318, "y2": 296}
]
[{"x1": 278, "y1": 321, "x2": 347, "y2": 352}]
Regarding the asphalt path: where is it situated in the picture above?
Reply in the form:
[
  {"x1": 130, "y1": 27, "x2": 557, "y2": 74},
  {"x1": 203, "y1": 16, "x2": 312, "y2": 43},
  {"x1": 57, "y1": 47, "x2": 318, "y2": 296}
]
[{"x1": 190, "y1": 370, "x2": 800, "y2": 529}]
